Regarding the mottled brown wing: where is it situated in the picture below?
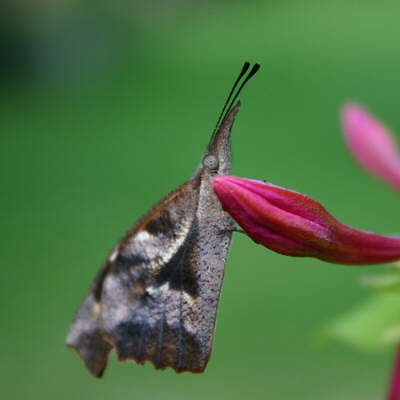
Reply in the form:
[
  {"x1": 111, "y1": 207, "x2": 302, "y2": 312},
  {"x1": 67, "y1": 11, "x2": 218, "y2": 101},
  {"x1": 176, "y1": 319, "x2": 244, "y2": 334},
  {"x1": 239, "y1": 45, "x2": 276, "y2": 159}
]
[
  {"x1": 100, "y1": 175, "x2": 212, "y2": 373},
  {"x1": 66, "y1": 261, "x2": 113, "y2": 377},
  {"x1": 100, "y1": 170, "x2": 234, "y2": 373},
  {"x1": 67, "y1": 177, "x2": 201, "y2": 375}
]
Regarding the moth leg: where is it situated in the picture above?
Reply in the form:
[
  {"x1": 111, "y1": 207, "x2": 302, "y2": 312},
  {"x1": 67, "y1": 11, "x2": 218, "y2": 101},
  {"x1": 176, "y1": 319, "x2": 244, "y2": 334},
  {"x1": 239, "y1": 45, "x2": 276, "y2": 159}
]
[{"x1": 222, "y1": 226, "x2": 247, "y2": 235}]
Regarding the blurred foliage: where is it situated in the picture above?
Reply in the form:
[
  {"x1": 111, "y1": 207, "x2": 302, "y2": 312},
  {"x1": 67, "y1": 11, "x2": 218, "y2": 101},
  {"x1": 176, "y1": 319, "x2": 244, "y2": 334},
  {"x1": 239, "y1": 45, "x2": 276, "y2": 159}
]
[
  {"x1": 1, "y1": 1, "x2": 400, "y2": 399},
  {"x1": 328, "y1": 291, "x2": 400, "y2": 351},
  {"x1": 327, "y1": 265, "x2": 400, "y2": 352}
]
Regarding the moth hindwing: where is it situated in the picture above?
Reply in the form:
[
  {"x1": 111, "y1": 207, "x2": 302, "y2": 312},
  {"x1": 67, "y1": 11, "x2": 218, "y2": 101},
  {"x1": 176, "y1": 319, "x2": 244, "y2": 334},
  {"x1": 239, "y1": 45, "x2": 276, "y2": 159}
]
[{"x1": 67, "y1": 62, "x2": 260, "y2": 377}]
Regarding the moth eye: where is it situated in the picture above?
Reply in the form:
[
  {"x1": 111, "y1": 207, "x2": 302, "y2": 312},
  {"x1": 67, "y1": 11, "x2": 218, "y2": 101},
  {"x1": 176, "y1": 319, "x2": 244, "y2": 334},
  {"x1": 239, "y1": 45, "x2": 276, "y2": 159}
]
[{"x1": 203, "y1": 155, "x2": 219, "y2": 171}]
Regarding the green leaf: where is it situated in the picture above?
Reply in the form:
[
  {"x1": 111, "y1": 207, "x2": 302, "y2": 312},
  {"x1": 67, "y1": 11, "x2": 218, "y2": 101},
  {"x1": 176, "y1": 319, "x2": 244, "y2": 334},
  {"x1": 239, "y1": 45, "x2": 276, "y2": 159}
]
[
  {"x1": 360, "y1": 273, "x2": 400, "y2": 290},
  {"x1": 325, "y1": 292, "x2": 400, "y2": 351}
]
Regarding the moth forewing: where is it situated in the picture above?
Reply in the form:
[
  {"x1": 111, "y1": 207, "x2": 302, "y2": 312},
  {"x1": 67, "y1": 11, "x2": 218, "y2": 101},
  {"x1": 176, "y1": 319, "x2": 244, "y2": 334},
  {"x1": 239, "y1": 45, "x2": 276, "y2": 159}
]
[
  {"x1": 66, "y1": 261, "x2": 113, "y2": 377},
  {"x1": 100, "y1": 179, "x2": 202, "y2": 372}
]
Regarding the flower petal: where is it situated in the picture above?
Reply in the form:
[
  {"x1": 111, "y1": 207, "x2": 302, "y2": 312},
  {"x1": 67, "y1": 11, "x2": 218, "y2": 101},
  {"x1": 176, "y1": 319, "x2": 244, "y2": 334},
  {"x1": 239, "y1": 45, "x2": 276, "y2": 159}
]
[
  {"x1": 341, "y1": 102, "x2": 400, "y2": 191},
  {"x1": 213, "y1": 175, "x2": 400, "y2": 265}
]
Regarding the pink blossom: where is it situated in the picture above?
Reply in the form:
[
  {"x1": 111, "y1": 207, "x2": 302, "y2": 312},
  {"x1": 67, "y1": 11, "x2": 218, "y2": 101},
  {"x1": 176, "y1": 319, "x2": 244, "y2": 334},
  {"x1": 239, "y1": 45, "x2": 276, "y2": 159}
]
[
  {"x1": 213, "y1": 175, "x2": 400, "y2": 265},
  {"x1": 341, "y1": 103, "x2": 400, "y2": 191}
]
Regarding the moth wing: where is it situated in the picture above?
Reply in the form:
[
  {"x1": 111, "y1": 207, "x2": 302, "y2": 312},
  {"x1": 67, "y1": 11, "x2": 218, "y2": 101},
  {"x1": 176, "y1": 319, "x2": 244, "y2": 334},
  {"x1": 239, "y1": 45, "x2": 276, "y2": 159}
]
[
  {"x1": 67, "y1": 178, "x2": 202, "y2": 375},
  {"x1": 101, "y1": 177, "x2": 212, "y2": 373},
  {"x1": 66, "y1": 263, "x2": 113, "y2": 377}
]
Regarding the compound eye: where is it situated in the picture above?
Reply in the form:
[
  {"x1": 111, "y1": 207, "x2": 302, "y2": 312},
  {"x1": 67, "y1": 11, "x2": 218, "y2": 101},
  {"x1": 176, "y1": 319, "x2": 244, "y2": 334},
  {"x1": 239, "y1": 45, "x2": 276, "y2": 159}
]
[{"x1": 203, "y1": 154, "x2": 219, "y2": 171}]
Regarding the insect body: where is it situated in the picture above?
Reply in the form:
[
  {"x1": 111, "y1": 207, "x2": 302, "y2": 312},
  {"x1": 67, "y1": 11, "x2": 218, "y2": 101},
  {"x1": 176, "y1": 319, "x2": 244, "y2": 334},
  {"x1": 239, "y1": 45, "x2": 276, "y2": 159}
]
[{"x1": 67, "y1": 62, "x2": 260, "y2": 377}]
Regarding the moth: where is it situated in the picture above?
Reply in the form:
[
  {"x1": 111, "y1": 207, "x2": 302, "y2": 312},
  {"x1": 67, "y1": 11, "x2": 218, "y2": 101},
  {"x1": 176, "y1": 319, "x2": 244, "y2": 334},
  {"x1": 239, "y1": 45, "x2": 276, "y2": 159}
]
[{"x1": 67, "y1": 62, "x2": 260, "y2": 377}]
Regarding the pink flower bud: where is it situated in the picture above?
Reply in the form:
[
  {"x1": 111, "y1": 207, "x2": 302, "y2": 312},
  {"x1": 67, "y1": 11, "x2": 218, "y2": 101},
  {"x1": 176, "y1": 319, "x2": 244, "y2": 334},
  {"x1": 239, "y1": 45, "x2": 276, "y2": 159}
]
[
  {"x1": 341, "y1": 103, "x2": 400, "y2": 191},
  {"x1": 213, "y1": 175, "x2": 400, "y2": 265}
]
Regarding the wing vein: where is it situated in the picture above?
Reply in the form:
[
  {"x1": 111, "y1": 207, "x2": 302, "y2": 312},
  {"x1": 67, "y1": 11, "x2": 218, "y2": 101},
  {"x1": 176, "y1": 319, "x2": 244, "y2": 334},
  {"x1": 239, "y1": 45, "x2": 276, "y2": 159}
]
[
  {"x1": 156, "y1": 300, "x2": 167, "y2": 366},
  {"x1": 175, "y1": 235, "x2": 192, "y2": 370},
  {"x1": 136, "y1": 310, "x2": 148, "y2": 361},
  {"x1": 177, "y1": 253, "x2": 184, "y2": 370}
]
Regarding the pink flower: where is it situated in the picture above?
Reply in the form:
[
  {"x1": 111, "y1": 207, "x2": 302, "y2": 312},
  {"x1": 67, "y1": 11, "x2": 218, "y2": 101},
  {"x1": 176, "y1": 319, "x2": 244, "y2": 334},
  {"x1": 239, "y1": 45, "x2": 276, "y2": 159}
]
[
  {"x1": 341, "y1": 103, "x2": 400, "y2": 191},
  {"x1": 213, "y1": 175, "x2": 400, "y2": 265}
]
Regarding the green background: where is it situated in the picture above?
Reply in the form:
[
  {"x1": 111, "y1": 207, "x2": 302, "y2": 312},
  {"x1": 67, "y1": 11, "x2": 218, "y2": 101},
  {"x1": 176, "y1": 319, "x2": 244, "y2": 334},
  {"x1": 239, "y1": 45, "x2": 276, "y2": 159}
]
[{"x1": 1, "y1": 1, "x2": 400, "y2": 399}]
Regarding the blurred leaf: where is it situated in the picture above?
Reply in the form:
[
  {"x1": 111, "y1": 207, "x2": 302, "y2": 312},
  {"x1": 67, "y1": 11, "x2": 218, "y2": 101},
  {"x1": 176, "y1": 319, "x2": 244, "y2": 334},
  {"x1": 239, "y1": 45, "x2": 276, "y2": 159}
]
[
  {"x1": 326, "y1": 292, "x2": 400, "y2": 351},
  {"x1": 361, "y1": 274, "x2": 400, "y2": 290}
]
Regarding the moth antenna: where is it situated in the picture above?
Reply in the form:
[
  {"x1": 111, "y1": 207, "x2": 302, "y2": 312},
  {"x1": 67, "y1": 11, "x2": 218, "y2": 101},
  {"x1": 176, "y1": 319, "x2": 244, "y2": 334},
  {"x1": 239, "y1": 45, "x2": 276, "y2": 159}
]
[
  {"x1": 208, "y1": 62, "x2": 250, "y2": 149},
  {"x1": 213, "y1": 62, "x2": 250, "y2": 134},
  {"x1": 222, "y1": 63, "x2": 260, "y2": 123}
]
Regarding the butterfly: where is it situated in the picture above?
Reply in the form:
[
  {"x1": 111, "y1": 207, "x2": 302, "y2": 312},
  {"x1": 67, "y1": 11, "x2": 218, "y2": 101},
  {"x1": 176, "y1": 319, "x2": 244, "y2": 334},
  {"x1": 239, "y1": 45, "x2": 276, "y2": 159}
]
[{"x1": 66, "y1": 62, "x2": 260, "y2": 377}]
